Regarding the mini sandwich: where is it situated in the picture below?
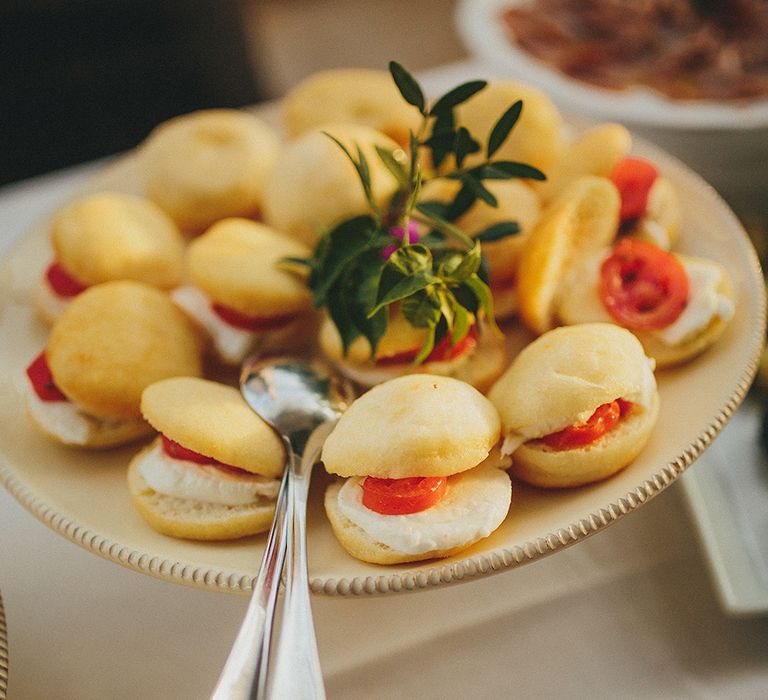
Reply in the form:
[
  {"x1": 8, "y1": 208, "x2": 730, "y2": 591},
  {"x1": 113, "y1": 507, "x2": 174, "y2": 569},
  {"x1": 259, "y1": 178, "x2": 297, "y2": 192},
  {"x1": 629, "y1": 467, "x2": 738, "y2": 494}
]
[
  {"x1": 556, "y1": 238, "x2": 734, "y2": 367},
  {"x1": 24, "y1": 280, "x2": 202, "y2": 448},
  {"x1": 140, "y1": 109, "x2": 281, "y2": 233},
  {"x1": 318, "y1": 309, "x2": 506, "y2": 392},
  {"x1": 489, "y1": 323, "x2": 659, "y2": 488},
  {"x1": 282, "y1": 68, "x2": 421, "y2": 148},
  {"x1": 262, "y1": 123, "x2": 400, "y2": 247},
  {"x1": 37, "y1": 192, "x2": 185, "y2": 323},
  {"x1": 419, "y1": 178, "x2": 542, "y2": 319},
  {"x1": 128, "y1": 377, "x2": 285, "y2": 540},
  {"x1": 171, "y1": 218, "x2": 316, "y2": 366},
  {"x1": 322, "y1": 374, "x2": 512, "y2": 564}
]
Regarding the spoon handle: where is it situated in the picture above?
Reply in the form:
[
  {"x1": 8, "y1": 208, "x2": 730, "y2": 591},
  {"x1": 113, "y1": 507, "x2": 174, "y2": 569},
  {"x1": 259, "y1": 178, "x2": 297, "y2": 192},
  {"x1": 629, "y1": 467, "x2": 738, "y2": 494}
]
[
  {"x1": 210, "y1": 467, "x2": 290, "y2": 700},
  {"x1": 267, "y1": 444, "x2": 326, "y2": 700}
]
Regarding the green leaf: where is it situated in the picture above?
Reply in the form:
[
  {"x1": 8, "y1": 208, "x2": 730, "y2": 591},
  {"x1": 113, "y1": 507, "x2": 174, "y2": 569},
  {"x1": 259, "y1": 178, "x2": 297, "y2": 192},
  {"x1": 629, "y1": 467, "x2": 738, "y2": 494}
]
[
  {"x1": 385, "y1": 244, "x2": 433, "y2": 276},
  {"x1": 480, "y1": 160, "x2": 547, "y2": 181},
  {"x1": 443, "y1": 183, "x2": 477, "y2": 221},
  {"x1": 325, "y1": 283, "x2": 361, "y2": 355},
  {"x1": 464, "y1": 273, "x2": 501, "y2": 335},
  {"x1": 450, "y1": 300, "x2": 472, "y2": 344},
  {"x1": 389, "y1": 61, "x2": 426, "y2": 115},
  {"x1": 415, "y1": 199, "x2": 448, "y2": 220},
  {"x1": 370, "y1": 271, "x2": 438, "y2": 315},
  {"x1": 444, "y1": 241, "x2": 481, "y2": 282},
  {"x1": 346, "y1": 250, "x2": 389, "y2": 355},
  {"x1": 429, "y1": 80, "x2": 487, "y2": 115},
  {"x1": 414, "y1": 203, "x2": 474, "y2": 248},
  {"x1": 401, "y1": 289, "x2": 442, "y2": 328},
  {"x1": 475, "y1": 221, "x2": 520, "y2": 242},
  {"x1": 414, "y1": 324, "x2": 438, "y2": 365},
  {"x1": 375, "y1": 145, "x2": 409, "y2": 186},
  {"x1": 461, "y1": 174, "x2": 498, "y2": 207},
  {"x1": 323, "y1": 133, "x2": 380, "y2": 214},
  {"x1": 454, "y1": 127, "x2": 476, "y2": 169},
  {"x1": 278, "y1": 256, "x2": 312, "y2": 269},
  {"x1": 487, "y1": 100, "x2": 523, "y2": 159},
  {"x1": 427, "y1": 111, "x2": 455, "y2": 169}
]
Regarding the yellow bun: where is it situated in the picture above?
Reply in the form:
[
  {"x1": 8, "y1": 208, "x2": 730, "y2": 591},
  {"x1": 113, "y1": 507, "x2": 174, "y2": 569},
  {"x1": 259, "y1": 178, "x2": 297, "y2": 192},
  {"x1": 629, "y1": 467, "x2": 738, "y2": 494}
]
[
  {"x1": 317, "y1": 314, "x2": 506, "y2": 393},
  {"x1": 140, "y1": 377, "x2": 284, "y2": 478},
  {"x1": 488, "y1": 323, "x2": 657, "y2": 440},
  {"x1": 321, "y1": 374, "x2": 501, "y2": 478},
  {"x1": 556, "y1": 251, "x2": 734, "y2": 368},
  {"x1": 186, "y1": 218, "x2": 311, "y2": 317},
  {"x1": 283, "y1": 68, "x2": 421, "y2": 147},
  {"x1": 455, "y1": 80, "x2": 564, "y2": 174},
  {"x1": 47, "y1": 281, "x2": 203, "y2": 420},
  {"x1": 516, "y1": 176, "x2": 620, "y2": 334},
  {"x1": 627, "y1": 177, "x2": 681, "y2": 250},
  {"x1": 262, "y1": 123, "x2": 399, "y2": 246},
  {"x1": 51, "y1": 192, "x2": 184, "y2": 288},
  {"x1": 140, "y1": 109, "x2": 280, "y2": 232},
  {"x1": 510, "y1": 393, "x2": 659, "y2": 488},
  {"x1": 539, "y1": 123, "x2": 631, "y2": 203},
  {"x1": 323, "y1": 460, "x2": 511, "y2": 564},
  {"x1": 128, "y1": 447, "x2": 275, "y2": 540}
]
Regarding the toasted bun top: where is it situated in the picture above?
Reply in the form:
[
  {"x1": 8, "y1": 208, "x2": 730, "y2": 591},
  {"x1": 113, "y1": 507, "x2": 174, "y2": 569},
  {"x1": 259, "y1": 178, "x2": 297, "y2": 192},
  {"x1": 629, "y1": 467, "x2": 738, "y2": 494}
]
[
  {"x1": 282, "y1": 68, "x2": 421, "y2": 146},
  {"x1": 141, "y1": 377, "x2": 284, "y2": 477},
  {"x1": 186, "y1": 218, "x2": 312, "y2": 316},
  {"x1": 47, "y1": 281, "x2": 203, "y2": 420},
  {"x1": 322, "y1": 374, "x2": 501, "y2": 478},
  {"x1": 51, "y1": 192, "x2": 184, "y2": 288},
  {"x1": 488, "y1": 323, "x2": 657, "y2": 439},
  {"x1": 262, "y1": 123, "x2": 399, "y2": 246}
]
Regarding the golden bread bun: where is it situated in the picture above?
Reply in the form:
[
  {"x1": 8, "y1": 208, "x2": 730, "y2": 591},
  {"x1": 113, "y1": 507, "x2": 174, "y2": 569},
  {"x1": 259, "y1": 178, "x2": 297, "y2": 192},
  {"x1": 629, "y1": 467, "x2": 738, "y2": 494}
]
[
  {"x1": 318, "y1": 314, "x2": 506, "y2": 392},
  {"x1": 455, "y1": 81, "x2": 564, "y2": 174},
  {"x1": 628, "y1": 177, "x2": 681, "y2": 250},
  {"x1": 50, "y1": 192, "x2": 184, "y2": 289},
  {"x1": 47, "y1": 281, "x2": 203, "y2": 420},
  {"x1": 140, "y1": 109, "x2": 280, "y2": 232},
  {"x1": 556, "y1": 251, "x2": 734, "y2": 368},
  {"x1": 488, "y1": 323, "x2": 657, "y2": 441},
  {"x1": 186, "y1": 218, "x2": 312, "y2": 317},
  {"x1": 140, "y1": 377, "x2": 284, "y2": 478},
  {"x1": 128, "y1": 449, "x2": 275, "y2": 540},
  {"x1": 539, "y1": 123, "x2": 631, "y2": 203},
  {"x1": 516, "y1": 176, "x2": 620, "y2": 334},
  {"x1": 321, "y1": 374, "x2": 501, "y2": 478},
  {"x1": 262, "y1": 123, "x2": 400, "y2": 246},
  {"x1": 324, "y1": 460, "x2": 511, "y2": 564},
  {"x1": 283, "y1": 68, "x2": 421, "y2": 147},
  {"x1": 510, "y1": 393, "x2": 659, "y2": 488}
]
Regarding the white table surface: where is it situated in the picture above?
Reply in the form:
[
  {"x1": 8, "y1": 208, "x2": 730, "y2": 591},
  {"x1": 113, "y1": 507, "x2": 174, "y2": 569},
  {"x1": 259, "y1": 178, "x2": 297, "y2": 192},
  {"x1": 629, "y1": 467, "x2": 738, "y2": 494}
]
[{"x1": 2, "y1": 61, "x2": 768, "y2": 700}]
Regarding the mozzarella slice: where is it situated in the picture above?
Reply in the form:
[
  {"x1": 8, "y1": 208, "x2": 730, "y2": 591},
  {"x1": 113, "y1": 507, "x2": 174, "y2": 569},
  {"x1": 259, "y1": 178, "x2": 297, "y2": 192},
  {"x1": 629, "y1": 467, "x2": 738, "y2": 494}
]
[{"x1": 138, "y1": 441, "x2": 280, "y2": 506}]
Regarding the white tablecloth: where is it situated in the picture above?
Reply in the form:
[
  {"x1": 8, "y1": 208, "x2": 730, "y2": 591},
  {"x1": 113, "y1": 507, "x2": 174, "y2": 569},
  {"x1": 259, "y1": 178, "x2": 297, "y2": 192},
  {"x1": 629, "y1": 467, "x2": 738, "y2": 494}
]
[{"x1": 2, "y1": 61, "x2": 768, "y2": 699}]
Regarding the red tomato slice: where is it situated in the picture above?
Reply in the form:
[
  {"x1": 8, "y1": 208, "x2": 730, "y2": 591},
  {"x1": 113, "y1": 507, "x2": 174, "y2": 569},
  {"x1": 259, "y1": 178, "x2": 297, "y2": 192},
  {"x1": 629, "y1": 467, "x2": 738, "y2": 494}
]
[
  {"x1": 160, "y1": 434, "x2": 249, "y2": 474},
  {"x1": 599, "y1": 238, "x2": 689, "y2": 330},
  {"x1": 375, "y1": 325, "x2": 478, "y2": 366},
  {"x1": 26, "y1": 351, "x2": 67, "y2": 401},
  {"x1": 541, "y1": 400, "x2": 631, "y2": 451},
  {"x1": 361, "y1": 476, "x2": 448, "y2": 515},
  {"x1": 610, "y1": 157, "x2": 658, "y2": 223},
  {"x1": 45, "y1": 261, "x2": 88, "y2": 298},
  {"x1": 211, "y1": 303, "x2": 297, "y2": 332}
]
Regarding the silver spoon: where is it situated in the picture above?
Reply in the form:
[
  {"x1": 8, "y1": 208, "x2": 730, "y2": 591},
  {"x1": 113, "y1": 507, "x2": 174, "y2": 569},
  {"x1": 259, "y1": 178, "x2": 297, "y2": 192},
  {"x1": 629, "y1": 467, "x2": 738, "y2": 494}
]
[{"x1": 211, "y1": 356, "x2": 353, "y2": 700}]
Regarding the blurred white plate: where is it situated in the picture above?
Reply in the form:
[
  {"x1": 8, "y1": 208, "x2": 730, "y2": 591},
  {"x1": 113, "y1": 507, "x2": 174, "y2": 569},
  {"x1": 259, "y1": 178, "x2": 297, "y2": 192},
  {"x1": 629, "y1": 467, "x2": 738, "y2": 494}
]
[
  {"x1": 0, "y1": 588, "x2": 7, "y2": 700},
  {"x1": 455, "y1": 0, "x2": 768, "y2": 130},
  {"x1": 681, "y1": 398, "x2": 768, "y2": 616}
]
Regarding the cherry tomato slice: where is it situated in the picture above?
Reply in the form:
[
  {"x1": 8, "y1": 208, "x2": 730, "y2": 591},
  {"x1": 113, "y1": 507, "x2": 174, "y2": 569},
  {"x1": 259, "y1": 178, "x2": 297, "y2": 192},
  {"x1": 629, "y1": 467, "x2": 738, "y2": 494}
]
[
  {"x1": 361, "y1": 476, "x2": 448, "y2": 515},
  {"x1": 376, "y1": 325, "x2": 478, "y2": 366},
  {"x1": 541, "y1": 400, "x2": 631, "y2": 451},
  {"x1": 610, "y1": 156, "x2": 658, "y2": 223},
  {"x1": 160, "y1": 434, "x2": 249, "y2": 474},
  {"x1": 45, "y1": 261, "x2": 88, "y2": 298},
  {"x1": 26, "y1": 351, "x2": 68, "y2": 401},
  {"x1": 599, "y1": 238, "x2": 689, "y2": 330},
  {"x1": 211, "y1": 303, "x2": 297, "y2": 332}
]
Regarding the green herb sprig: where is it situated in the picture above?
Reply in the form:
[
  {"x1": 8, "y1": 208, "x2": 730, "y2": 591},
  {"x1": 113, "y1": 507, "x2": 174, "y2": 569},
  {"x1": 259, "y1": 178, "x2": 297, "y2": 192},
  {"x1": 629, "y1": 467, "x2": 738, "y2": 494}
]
[{"x1": 292, "y1": 62, "x2": 547, "y2": 363}]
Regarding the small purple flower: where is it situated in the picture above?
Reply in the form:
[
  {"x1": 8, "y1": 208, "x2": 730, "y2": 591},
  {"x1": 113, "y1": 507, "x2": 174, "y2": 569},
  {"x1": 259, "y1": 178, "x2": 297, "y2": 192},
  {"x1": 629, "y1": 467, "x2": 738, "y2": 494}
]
[{"x1": 382, "y1": 219, "x2": 420, "y2": 260}]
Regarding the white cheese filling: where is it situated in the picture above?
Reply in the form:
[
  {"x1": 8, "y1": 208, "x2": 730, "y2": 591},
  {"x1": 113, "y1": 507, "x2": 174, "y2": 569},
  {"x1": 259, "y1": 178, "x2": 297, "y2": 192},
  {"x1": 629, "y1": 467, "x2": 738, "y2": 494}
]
[
  {"x1": 171, "y1": 286, "x2": 256, "y2": 365},
  {"x1": 336, "y1": 459, "x2": 511, "y2": 556},
  {"x1": 36, "y1": 277, "x2": 74, "y2": 321},
  {"x1": 138, "y1": 441, "x2": 280, "y2": 506},
  {"x1": 23, "y1": 381, "x2": 144, "y2": 445}
]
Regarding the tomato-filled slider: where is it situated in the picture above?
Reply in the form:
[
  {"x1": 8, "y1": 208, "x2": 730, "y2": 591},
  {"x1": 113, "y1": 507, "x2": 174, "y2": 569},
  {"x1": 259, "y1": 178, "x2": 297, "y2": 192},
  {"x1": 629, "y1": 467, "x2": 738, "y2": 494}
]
[
  {"x1": 128, "y1": 377, "x2": 285, "y2": 540},
  {"x1": 318, "y1": 309, "x2": 506, "y2": 392},
  {"x1": 262, "y1": 123, "x2": 400, "y2": 247},
  {"x1": 171, "y1": 218, "x2": 315, "y2": 366},
  {"x1": 37, "y1": 192, "x2": 185, "y2": 323},
  {"x1": 140, "y1": 109, "x2": 281, "y2": 233},
  {"x1": 282, "y1": 68, "x2": 421, "y2": 148},
  {"x1": 24, "y1": 281, "x2": 203, "y2": 448},
  {"x1": 556, "y1": 238, "x2": 734, "y2": 367},
  {"x1": 489, "y1": 323, "x2": 659, "y2": 488},
  {"x1": 322, "y1": 374, "x2": 512, "y2": 565}
]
